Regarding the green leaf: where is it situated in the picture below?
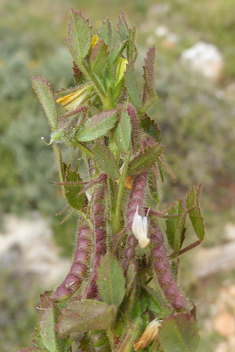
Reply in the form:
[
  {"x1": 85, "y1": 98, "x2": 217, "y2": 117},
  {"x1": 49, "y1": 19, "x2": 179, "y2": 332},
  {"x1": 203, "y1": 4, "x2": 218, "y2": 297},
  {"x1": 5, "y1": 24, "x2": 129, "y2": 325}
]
[
  {"x1": 142, "y1": 46, "x2": 156, "y2": 105},
  {"x1": 115, "y1": 319, "x2": 142, "y2": 352},
  {"x1": 93, "y1": 142, "x2": 120, "y2": 180},
  {"x1": 140, "y1": 114, "x2": 161, "y2": 143},
  {"x1": 98, "y1": 18, "x2": 112, "y2": 47},
  {"x1": 76, "y1": 109, "x2": 118, "y2": 142},
  {"x1": 117, "y1": 11, "x2": 137, "y2": 62},
  {"x1": 113, "y1": 110, "x2": 131, "y2": 153},
  {"x1": 156, "y1": 159, "x2": 165, "y2": 183},
  {"x1": 117, "y1": 10, "x2": 130, "y2": 41},
  {"x1": 90, "y1": 39, "x2": 109, "y2": 75},
  {"x1": 31, "y1": 76, "x2": 58, "y2": 132},
  {"x1": 97, "y1": 253, "x2": 126, "y2": 307},
  {"x1": 78, "y1": 333, "x2": 91, "y2": 352},
  {"x1": 141, "y1": 286, "x2": 162, "y2": 315},
  {"x1": 126, "y1": 262, "x2": 136, "y2": 295},
  {"x1": 148, "y1": 169, "x2": 160, "y2": 205},
  {"x1": 57, "y1": 300, "x2": 116, "y2": 337},
  {"x1": 126, "y1": 27, "x2": 137, "y2": 62},
  {"x1": 158, "y1": 313, "x2": 200, "y2": 352},
  {"x1": 67, "y1": 9, "x2": 92, "y2": 59},
  {"x1": 186, "y1": 184, "x2": 205, "y2": 242},
  {"x1": 158, "y1": 155, "x2": 176, "y2": 182},
  {"x1": 32, "y1": 294, "x2": 57, "y2": 352},
  {"x1": 127, "y1": 144, "x2": 165, "y2": 176},
  {"x1": 89, "y1": 330, "x2": 111, "y2": 351},
  {"x1": 128, "y1": 286, "x2": 148, "y2": 321},
  {"x1": 109, "y1": 41, "x2": 127, "y2": 66},
  {"x1": 31, "y1": 292, "x2": 72, "y2": 352},
  {"x1": 125, "y1": 62, "x2": 142, "y2": 109},
  {"x1": 166, "y1": 200, "x2": 186, "y2": 253},
  {"x1": 64, "y1": 166, "x2": 85, "y2": 210},
  {"x1": 72, "y1": 61, "x2": 85, "y2": 85}
]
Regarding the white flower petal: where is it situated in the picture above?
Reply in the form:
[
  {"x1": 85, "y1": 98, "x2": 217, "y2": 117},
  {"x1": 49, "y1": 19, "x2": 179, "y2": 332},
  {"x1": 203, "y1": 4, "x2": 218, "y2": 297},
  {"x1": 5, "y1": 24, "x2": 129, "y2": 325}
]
[{"x1": 132, "y1": 206, "x2": 150, "y2": 248}]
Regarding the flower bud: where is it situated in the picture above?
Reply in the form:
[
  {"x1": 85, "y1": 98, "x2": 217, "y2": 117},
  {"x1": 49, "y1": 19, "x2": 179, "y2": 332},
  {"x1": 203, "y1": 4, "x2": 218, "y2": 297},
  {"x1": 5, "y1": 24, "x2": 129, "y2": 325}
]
[
  {"x1": 132, "y1": 206, "x2": 150, "y2": 248},
  {"x1": 56, "y1": 84, "x2": 93, "y2": 111},
  {"x1": 134, "y1": 319, "x2": 161, "y2": 350}
]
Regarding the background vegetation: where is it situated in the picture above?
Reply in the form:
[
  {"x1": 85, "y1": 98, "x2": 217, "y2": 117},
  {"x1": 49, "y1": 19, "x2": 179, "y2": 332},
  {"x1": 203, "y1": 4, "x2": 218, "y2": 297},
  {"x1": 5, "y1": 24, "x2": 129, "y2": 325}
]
[{"x1": 1, "y1": 0, "x2": 235, "y2": 351}]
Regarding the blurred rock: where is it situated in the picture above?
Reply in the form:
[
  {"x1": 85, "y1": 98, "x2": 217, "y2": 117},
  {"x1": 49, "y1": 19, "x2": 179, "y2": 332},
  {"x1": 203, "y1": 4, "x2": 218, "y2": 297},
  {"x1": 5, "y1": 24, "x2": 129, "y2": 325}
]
[
  {"x1": 193, "y1": 240, "x2": 235, "y2": 278},
  {"x1": 0, "y1": 212, "x2": 70, "y2": 289},
  {"x1": 225, "y1": 223, "x2": 235, "y2": 241},
  {"x1": 181, "y1": 41, "x2": 223, "y2": 81},
  {"x1": 213, "y1": 311, "x2": 235, "y2": 336},
  {"x1": 226, "y1": 82, "x2": 235, "y2": 99},
  {"x1": 213, "y1": 285, "x2": 235, "y2": 352}
]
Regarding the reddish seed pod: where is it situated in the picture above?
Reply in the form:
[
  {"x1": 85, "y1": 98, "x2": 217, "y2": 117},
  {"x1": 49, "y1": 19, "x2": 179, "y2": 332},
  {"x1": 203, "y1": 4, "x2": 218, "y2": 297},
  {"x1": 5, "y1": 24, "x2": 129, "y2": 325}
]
[
  {"x1": 123, "y1": 171, "x2": 148, "y2": 271},
  {"x1": 126, "y1": 172, "x2": 148, "y2": 228},
  {"x1": 52, "y1": 226, "x2": 91, "y2": 299},
  {"x1": 150, "y1": 225, "x2": 187, "y2": 311},
  {"x1": 85, "y1": 183, "x2": 107, "y2": 299}
]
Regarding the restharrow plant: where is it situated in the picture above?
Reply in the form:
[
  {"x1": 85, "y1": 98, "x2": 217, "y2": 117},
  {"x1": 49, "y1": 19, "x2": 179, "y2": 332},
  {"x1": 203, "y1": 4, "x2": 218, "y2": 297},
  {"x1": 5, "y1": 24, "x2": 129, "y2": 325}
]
[{"x1": 23, "y1": 9, "x2": 206, "y2": 352}]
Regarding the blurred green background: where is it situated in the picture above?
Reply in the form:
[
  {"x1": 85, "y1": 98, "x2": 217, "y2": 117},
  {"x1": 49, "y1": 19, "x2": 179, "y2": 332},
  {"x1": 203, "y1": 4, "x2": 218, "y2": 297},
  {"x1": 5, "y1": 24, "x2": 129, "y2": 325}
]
[{"x1": 1, "y1": 0, "x2": 235, "y2": 351}]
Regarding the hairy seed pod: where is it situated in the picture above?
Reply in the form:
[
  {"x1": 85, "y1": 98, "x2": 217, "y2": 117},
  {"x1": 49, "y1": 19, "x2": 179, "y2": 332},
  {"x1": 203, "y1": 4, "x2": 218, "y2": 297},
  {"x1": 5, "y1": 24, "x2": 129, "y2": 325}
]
[
  {"x1": 126, "y1": 171, "x2": 148, "y2": 228},
  {"x1": 151, "y1": 225, "x2": 187, "y2": 311},
  {"x1": 52, "y1": 226, "x2": 91, "y2": 299},
  {"x1": 123, "y1": 171, "x2": 148, "y2": 271},
  {"x1": 85, "y1": 184, "x2": 107, "y2": 299}
]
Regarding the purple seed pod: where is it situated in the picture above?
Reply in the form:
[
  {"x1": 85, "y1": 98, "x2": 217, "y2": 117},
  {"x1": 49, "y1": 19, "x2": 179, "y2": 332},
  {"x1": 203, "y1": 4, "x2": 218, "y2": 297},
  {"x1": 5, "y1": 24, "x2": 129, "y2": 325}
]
[
  {"x1": 150, "y1": 225, "x2": 187, "y2": 311},
  {"x1": 123, "y1": 171, "x2": 148, "y2": 271},
  {"x1": 126, "y1": 171, "x2": 148, "y2": 228},
  {"x1": 85, "y1": 184, "x2": 107, "y2": 299},
  {"x1": 52, "y1": 226, "x2": 91, "y2": 299}
]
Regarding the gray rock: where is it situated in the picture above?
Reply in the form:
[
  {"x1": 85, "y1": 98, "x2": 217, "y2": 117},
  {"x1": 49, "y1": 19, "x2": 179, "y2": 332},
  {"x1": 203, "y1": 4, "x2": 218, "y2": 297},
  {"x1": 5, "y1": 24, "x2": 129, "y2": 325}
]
[{"x1": 0, "y1": 212, "x2": 70, "y2": 289}]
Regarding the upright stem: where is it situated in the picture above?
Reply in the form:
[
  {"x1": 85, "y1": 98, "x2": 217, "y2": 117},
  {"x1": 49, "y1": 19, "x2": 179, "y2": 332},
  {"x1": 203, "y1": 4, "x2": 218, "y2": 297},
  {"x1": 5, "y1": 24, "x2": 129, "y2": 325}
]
[
  {"x1": 80, "y1": 60, "x2": 116, "y2": 110},
  {"x1": 112, "y1": 152, "x2": 131, "y2": 234}
]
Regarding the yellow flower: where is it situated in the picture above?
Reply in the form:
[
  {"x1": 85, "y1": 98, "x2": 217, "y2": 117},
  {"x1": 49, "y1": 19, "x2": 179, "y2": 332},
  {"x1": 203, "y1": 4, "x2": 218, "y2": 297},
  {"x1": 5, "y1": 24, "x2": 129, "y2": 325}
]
[
  {"x1": 56, "y1": 84, "x2": 93, "y2": 111},
  {"x1": 115, "y1": 57, "x2": 128, "y2": 83},
  {"x1": 91, "y1": 34, "x2": 99, "y2": 49}
]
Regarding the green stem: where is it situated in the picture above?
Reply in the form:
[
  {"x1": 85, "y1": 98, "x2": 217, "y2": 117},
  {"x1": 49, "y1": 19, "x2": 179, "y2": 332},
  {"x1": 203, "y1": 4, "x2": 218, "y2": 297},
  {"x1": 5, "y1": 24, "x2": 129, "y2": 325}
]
[
  {"x1": 107, "y1": 327, "x2": 115, "y2": 351},
  {"x1": 81, "y1": 60, "x2": 106, "y2": 97},
  {"x1": 67, "y1": 146, "x2": 76, "y2": 169},
  {"x1": 81, "y1": 60, "x2": 115, "y2": 110},
  {"x1": 140, "y1": 95, "x2": 157, "y2": 115},
  {"x1": 112, "y1": 152, "x2": 131, "y2": 234},
  {"x1": 78, "y1": 209, "x2": 93, "y2": 229},
  {"x1": 73, "y1": 140, "x2": 94, "y2": 159}
]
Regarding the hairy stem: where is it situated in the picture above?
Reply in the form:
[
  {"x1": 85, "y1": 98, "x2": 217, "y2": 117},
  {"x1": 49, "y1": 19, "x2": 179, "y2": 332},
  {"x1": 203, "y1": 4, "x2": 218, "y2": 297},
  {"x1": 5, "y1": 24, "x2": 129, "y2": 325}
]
[
  {"x1": 73, "y1": 139, "x2": 94, "y2": 159},
  {"x1": 112, "y1": 152, "x2": 131, "y2": 234}
]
